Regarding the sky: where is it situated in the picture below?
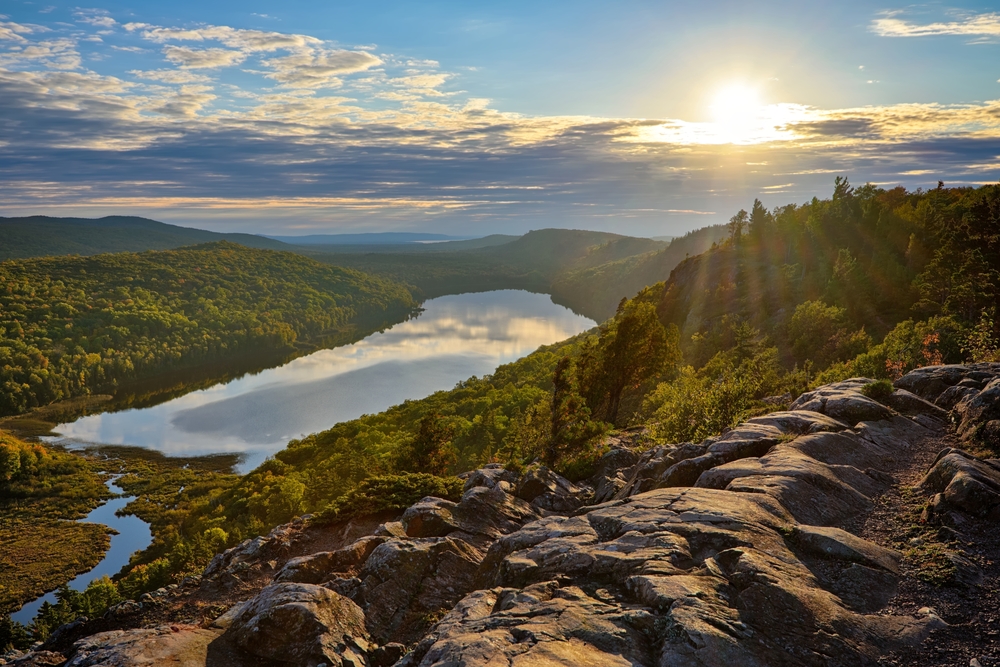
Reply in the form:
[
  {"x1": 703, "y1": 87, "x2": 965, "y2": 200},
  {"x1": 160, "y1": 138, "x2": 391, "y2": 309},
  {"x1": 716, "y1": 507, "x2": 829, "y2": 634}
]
[{"x1": 1, "y1": 1, "x2": 1000, "y2": 237}]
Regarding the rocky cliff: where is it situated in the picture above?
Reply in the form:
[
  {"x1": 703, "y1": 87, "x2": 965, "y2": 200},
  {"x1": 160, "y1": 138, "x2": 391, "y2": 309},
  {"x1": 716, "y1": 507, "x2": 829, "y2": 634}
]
[{"x1": 7, "y1": 364, "x2": 1000, "y2": 667}]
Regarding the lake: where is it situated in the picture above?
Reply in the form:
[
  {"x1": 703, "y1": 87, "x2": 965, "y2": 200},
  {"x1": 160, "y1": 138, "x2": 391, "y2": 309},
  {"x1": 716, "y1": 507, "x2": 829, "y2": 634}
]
[{"x1": 46, "y1": 290, "x2": 596, "y2": 472}]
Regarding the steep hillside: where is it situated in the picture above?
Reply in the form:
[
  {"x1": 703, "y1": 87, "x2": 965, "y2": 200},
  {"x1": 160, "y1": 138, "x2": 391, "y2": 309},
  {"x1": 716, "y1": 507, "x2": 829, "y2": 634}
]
[
  {"x1": 650, "y1": 181, "x2": 1000, "y2": 373},
  {"x1": 550, "y1": 224, "x2": 729, "y2": 320},
  {"x1": 0, "y1": 216, "x2": 290, "y2": 260},
  {"x1": 0, "y1": 242, "x2": 414, "y2": 416},
  {"x1": 309, "y1": 228, "x2": 666, "y2": 301}
]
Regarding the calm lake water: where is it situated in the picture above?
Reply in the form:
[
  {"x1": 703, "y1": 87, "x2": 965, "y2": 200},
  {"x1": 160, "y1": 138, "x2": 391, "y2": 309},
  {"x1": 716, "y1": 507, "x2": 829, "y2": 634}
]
[
  {"x1": 12, "y1": 477, "x2": 152, "y2": 624},
  {"x1": 48, "y1": 290, "x2": 595, "y2": 472}
]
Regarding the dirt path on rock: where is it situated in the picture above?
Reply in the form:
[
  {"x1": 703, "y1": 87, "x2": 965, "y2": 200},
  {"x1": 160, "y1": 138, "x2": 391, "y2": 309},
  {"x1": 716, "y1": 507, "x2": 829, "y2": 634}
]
[{"x1": 846, "y1": 421, "x2": 1000, "y2": 667}]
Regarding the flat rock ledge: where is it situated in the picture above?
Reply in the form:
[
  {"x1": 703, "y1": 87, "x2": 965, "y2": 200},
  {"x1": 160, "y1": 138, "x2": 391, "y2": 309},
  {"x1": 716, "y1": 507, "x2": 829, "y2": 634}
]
[{"x1": 21, "y1": 363, "x2": 1000, "y2": 667}]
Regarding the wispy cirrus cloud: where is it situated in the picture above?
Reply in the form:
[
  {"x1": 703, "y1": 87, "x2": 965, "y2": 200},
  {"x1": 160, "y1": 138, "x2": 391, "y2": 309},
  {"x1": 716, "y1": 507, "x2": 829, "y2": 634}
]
[{"x1": 872, "y1": 10, "x2": 1000, "y2": 38}]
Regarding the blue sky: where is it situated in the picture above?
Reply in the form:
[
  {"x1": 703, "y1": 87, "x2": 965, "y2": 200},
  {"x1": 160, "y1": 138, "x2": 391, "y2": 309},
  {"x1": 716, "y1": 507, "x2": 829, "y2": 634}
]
[{"x1": 1, "y1": 1, "x2": 999, "y2": 236}]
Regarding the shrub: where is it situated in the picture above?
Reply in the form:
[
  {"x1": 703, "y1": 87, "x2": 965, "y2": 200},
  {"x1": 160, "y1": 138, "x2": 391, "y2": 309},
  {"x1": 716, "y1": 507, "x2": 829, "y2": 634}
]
[
  {"x1": 860, "y1": 379, "x2": 895, "y2": 403},
  {"x1": 316, "y1": 473, "x2": 464, "y2": 524}
]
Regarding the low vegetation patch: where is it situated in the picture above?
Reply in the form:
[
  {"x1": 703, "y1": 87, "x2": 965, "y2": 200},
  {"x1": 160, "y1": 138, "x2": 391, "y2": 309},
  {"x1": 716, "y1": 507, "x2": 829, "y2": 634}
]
[{"x1": 316, "y1": 473, "x2": 465, "y2": 524}]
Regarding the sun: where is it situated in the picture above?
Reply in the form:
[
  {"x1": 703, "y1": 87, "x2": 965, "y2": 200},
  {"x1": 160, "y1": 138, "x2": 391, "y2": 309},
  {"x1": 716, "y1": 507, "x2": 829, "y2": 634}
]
[{"x1": 709, "y1": 83, "x2": 763, "y2": 127}]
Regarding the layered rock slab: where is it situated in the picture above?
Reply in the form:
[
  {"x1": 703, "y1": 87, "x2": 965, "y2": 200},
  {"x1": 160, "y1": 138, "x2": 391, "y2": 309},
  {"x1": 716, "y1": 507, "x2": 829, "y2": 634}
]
[{"x1": 403, "y1": 487, "x2": 936, "y2": 667}]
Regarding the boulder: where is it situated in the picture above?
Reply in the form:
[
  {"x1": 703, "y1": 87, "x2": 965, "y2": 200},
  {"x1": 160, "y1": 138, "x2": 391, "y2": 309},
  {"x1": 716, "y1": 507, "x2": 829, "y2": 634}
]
[
  {"x1": 695, "y1": 431, "x2": 898, "y2": 526},
  {"x1": 10, "y1": 651, "x2": 65, "y2": 667},
  {"x1": 275, "y1": 536, "x2": 385, "y2": 584},
  {"x1": 224, "y1": 582, "x2": 370, "y2": 666},
  {"x1": 461, "y1": 464, "x2": 519, "y2": 493},
  {"x1": 920, "y1": 449, "x2": 1000, "y2": 519},
  {"x1": 515, "y1": 466, "x2": 593, "y2": 512},
  {"x1": 357, "y1": 537, "x2": 485, "y2": 645},
  {"x1": 954, "y1": 378, "x2": 1000, "y2": 447},
  {"x1": 743, "y1": 410, "x2": 848, "y2": 434},
  {"x1": 791, "y1": 380, "x2": 896, "y2": 426},
  {"x1": 895, "y1": 365, "x2": 977, "y2": 402},
  {"x1": 614, "y1": 443, "x2": 707, "y2": 498},
  {"x1": 791, "y1": 525, "x2": 901, "y2": 573},
  {"x1": 590, "y1": 447, "x2": 641, "y2": 503},
  {"x1": 884, "y1": 388, "x2": 949, "y2": 421},
  {"x1": 402, "y1": 485, "x2": 538, "y2": 541},
  {"x1": 66, "y1": 626, "x2": 220, "y2": 667}
]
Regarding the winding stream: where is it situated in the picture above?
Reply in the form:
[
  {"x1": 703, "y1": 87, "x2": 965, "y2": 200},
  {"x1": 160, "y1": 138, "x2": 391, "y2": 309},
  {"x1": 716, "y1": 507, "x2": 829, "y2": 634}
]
[
  {"x1": 12, "y1": 477, "x2": 152, "y2": 624},
  {"x1": 16, "y1": 290, "x2": 594, "y2": 621}
]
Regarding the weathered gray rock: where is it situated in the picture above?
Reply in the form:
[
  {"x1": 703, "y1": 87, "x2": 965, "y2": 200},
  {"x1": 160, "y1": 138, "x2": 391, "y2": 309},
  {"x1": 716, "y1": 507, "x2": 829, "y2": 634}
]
[
  {"x1": 224, "y1": 582, "x2": 369, "y2": 666},
  {"x1": 275, "y1": 536, "x2": 385, "y2": 584},
  {"x1": 954, "y1": 378, "x2": 1000, "y2": 447},
  {"x1": 403, "y1": 487, "x2": 937, "y2": 667},
  {"x1": 921, "y1": 448, "x2": 1000, "y2": 520},
  {"x1": 613, "y1": 443, "x2": 707, "y2": 498},
  {"x1": 791, "y1": 380, "x2": 897, "y2": 426},
  {"x1": 460, "y1": 464, "x2": 519, "y2": 493},
  {"x1": 357, "y1": 537, "x2": 485, "y2": 645},
  {"x1": 695, "y1": 430, "x2": 898, "y2": 525},
  {"x1": 885, "y1": 388, "x2": 949, "y2": 421},
  {"x1": 895, "y1": 365, "x2": 976, "y2": 401},
  {"x1": 791, "y1": 525, "x2": 901, "y2": 573},
  {"x1": 743, "y1": 410, "x2": 849, "y2": 434},
  {"x1": 590, "y1": 447, "x2": 641, "y2": 503},
  {"x1": 66, "y1": 626, "x2": 220, "y2": 667},
  {"x1": 402, "y1": 485, "x2": 538, "y2": 541},
  {"x1": 10, "y1": 651, "x2": 65, "y2": 667},
  {"x1": 515, "y1": 466, "x2": 593, "y2": 512}
]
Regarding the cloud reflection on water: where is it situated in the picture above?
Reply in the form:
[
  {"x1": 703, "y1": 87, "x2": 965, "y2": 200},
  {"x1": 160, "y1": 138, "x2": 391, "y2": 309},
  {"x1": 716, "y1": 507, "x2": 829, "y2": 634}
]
[{"x1": 50, "y1": 291, "x2": 594, "y2": 470}]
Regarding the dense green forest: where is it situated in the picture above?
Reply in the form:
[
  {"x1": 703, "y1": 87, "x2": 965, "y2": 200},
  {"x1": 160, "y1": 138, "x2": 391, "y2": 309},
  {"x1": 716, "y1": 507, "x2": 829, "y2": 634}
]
[
  {"x1": 651, "y1": 179, "x2": 999, "y2": 375},
  {"x1": 0, "y1": 216, "x2": 292, "y2": 261},
  {"x1": 0, "y1": 242, "x2": 414, "y2": 416}
]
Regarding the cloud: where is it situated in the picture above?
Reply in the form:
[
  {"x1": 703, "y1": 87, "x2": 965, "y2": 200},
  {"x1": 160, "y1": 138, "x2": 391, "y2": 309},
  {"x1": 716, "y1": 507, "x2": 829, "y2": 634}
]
[
  {"x1": 163, "y1": 45, "x2": 246, "y2": 69},
  {"x1": 77, "y1": 15, "x2": 117, "y2": 29},
  {"x1": 261, "y1": 48, "x2": 381, "y2": 88},
  {"x1": 0, "y1": 37, "x2": 80, "y2": 69},
  {"x1": 0, "y1": 20, "x2": 33, "y2": 42},
  {"x1": 130, "y1": 68, "x2": 212, "y2": 84},
  {"x1": 872, "y1": 10, "x2": 1000, "y2": 38},
  {"x1": 148, "y1": 85, "x2": 215, "y2": 117},
  {"x1": 2, "y1": 14, "x2": 1000, "y2": 235},
  {"x1": 125, "y1": 23, "x2": 320, "y2": 53}
]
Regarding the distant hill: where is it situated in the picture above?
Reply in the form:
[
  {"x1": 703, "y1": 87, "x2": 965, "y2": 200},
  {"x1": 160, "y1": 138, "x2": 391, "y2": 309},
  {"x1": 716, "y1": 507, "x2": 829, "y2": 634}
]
[
  {"x1": 549, "y1": 225, "x2": 730, "y2": 320},
  {"x1": 297, "y1": 234, "x2": 520, "y2": 254},
  {"x1": 266, "y1": 232, "x2": 462, "y2": 245},
  {"x1": 0, "y1": 216, "x2": 290, "y2": 260},
  {"x1": 306, "y1": 228, "x2": 668, "y2": 304},
  {"x1": 0, "y1": 241, "x2": 414, "y2": 417}
]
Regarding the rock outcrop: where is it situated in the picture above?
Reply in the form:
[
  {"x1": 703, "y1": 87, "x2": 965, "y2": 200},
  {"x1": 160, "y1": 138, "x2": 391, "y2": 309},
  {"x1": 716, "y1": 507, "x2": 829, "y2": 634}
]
[
  {"x1": 25, "y1": 364, "x2": 1000, "y2": 667},
  {"x1": 224, "y1": 582, "x2": 370, "y2": 666}
]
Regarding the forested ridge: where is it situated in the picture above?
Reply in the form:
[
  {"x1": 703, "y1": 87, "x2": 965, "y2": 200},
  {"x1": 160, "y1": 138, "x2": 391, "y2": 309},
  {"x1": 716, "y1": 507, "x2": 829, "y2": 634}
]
[
  {"x1": 0, "y1": 216, "x2": 290, "y2": 260},
  {"x1": 0, "y1": 242, "x2": 415, "y2": 416},
  {"x1": 651, "y1": 179, "x2": 999, "y2": 374}
]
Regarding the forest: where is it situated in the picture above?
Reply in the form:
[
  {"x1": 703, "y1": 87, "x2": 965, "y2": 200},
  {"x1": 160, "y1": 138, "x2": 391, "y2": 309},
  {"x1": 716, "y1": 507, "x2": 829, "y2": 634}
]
[
  {"x1": 3, "y1": 180, "x2": 1000, "y2": 646},
  {"x1": 0, "y1": 242, "x2": 415, "y2": 416}
]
